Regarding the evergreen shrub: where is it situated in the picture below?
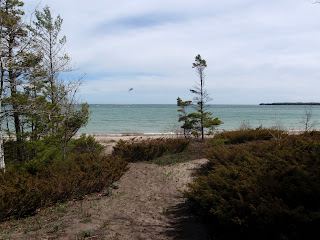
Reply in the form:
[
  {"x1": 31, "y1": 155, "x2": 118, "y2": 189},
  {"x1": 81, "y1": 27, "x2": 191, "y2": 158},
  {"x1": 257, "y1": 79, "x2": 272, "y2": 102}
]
[
  {"x1": 67, "y1": 134, "x2": 105, "y2": 155},
  {"x1": 0, "y1": 154, "x2": 127, "y2": 221},
  {"x1": 4, "y1": 134, "x2": 104, "y2": 166},
  {"x1": 214, "y1": 127, "x2": 287, "y2": 145},
  {"x1": 0, "y1": 135, "x2": 128, "y2": 221},
  {"x1": 186, "y1": 133, "x2": 320, "y2": 239},
  {"x1": 112, "y1": 138, "x2": 190, "y2": 162}
]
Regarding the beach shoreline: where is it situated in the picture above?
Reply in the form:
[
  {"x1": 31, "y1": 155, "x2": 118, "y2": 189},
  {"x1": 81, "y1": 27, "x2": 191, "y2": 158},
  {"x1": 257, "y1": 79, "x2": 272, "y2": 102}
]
[
  {"x1": 80, "y1": 129, "x2": 305, "y2": 155},
  {"x1": 77, "y1": 129, "x2": 305, "y2": 139}
]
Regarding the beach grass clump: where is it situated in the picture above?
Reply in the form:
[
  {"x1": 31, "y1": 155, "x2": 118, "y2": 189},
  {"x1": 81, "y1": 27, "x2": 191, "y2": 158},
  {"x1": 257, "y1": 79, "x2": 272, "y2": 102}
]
[
  {"x1": 213, "y1": 127, "x2": 287, "y2": 145},
  {"x1": 112, "y1": 138, "x2": 190, "y2": 162},
  {"x1": 185, "y1": 133, "x2": 320, "y2": 239},
  {"x1": 0, "y1": 136, "x2": 128, "y2": 221}
]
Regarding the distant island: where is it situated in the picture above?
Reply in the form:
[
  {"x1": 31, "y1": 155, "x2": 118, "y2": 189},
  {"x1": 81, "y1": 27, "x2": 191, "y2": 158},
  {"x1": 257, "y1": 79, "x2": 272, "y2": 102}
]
[{"x1": 260, "y1": 102, "x2": 320, "y2": 106}]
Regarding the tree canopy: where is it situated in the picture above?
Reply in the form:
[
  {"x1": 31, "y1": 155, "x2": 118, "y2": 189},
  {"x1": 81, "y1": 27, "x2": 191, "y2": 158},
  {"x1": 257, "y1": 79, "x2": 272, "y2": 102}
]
[{"x1": 0, "y1": 1, "x2": 89, "y2": 170}]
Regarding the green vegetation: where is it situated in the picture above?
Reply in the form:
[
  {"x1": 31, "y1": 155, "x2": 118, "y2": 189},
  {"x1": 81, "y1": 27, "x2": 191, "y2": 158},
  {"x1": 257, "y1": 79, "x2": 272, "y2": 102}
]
[
  {"x1": 0, "y1": 2, "x2": 128, "y2": 224},
  {"x1": 186, "y1": 130, "x2": 320, "y2": 239},
  {"x1": 1, "y1": 124, "x2": 319, "y2": 240},
  {"x1": 150, "y1": 152, "x2": 193, "y2": 166},
  {"x1": 0, "y1": 1, "x2": 89, "y2": 170},
  {"x1": 1, "y1": 3, "x2": 318, "y2": 240},
  {"x1": 177, "y1": 97, "x2": 193, "y2": 136},
  {"x1": 81, "y1": 229, "x2": 94, "y2": 238},
  {"x1": 0, "y1": 135, "x2": 128, "y2": 221},
  {"x1": 213, "y1": 126, "x2": 287, "y2": 145},
  {"x1": 149, "y1": 140, "x2": 208, "y2": 165},
  {"x1": 177, "y1": 55, "x2": 222, "y2": 139},
  {"x1": 112, "y1": 138, "x2": 190, "y2": 162}
]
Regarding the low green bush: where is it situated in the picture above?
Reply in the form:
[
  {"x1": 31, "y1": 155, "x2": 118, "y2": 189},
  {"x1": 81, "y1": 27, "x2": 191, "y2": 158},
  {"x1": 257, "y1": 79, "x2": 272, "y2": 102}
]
[
  {"x1": 206, "y1": 138, "x2": 228, "y2": 147},
  {"x1": 66, "y1": 134, "x2": 105, "y2": 156},
  {"x1": 214, "y1": 127, "x2": 287, "y2": 145},
  {"x1": 186, "y1": 133, "x2": 320, "y2": 239},
  {"x1": 4, "y1": 134, "x2": 104, "y2": 168},
  {"x1": 0, "y1": 134, "x2": 125, "y2": 221},
  {"x1": 112, "y1": 138, "x2": 190, "y2": 162},
  {"x1": 0, "y1": 154, "x2": 128, "y2": 221},
  {"x1": 3, "y1": 138, "x2": 63, "y2": 166}
]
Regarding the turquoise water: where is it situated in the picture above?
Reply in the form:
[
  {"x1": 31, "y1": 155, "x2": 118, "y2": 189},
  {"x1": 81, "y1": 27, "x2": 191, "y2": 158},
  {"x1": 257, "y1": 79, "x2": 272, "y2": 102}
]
[{"x1": 78, "y1": 104, "x2": 320, "y2": 135}]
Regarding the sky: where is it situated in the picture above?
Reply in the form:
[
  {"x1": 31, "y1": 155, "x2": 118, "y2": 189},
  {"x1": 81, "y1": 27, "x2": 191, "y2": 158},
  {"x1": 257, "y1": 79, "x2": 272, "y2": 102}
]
[{"x1": 24, "y1": 0, "x2": 320, "y2": 104}]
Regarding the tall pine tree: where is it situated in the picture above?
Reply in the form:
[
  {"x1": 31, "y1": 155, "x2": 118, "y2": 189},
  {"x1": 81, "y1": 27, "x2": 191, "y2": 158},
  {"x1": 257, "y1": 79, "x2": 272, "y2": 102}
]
[
  {"x1": 189, "y1": 54, "x2": 222, "y2": 139},
  {"x1": 177, "y1": 55, "x2": 222, "y2": 139}
]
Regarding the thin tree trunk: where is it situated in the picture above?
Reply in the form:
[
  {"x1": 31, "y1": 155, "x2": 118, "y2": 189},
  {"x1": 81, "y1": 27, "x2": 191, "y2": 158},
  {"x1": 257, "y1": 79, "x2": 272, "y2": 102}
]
[
  {"x1": 0, "y1": 62, "x2": 5, "y2": 171},
  {"x1": 49, "y1": 31, "x2": 55, "y2": 104},
  {"x1": 9, "y1": 34, "x2": 22, "y2": 161},
  {"x1": 0, "y1": 5, "x2": 5, "y2": 171},
  {"x1": 200, "y1": 71, "x2": 204, "y2": 140},
  {"x1": 0, "y1": 71, "x2": 5, "y2": 171},
  {"x1": 0, "y1": 125, "x2": 4, "y2": 171}
]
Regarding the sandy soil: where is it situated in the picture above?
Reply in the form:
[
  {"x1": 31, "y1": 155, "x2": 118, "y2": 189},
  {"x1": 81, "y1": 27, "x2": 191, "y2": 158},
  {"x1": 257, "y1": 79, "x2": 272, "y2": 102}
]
[{"x1": 0, "y1": 135, "x2": 210, "y2": 240}]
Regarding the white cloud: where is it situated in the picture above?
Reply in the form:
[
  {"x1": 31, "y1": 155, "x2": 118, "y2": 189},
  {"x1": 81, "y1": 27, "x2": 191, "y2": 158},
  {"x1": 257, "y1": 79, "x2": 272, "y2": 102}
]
[{"x1": 24, "y1": 0, "x2": 320, "y2": 103}]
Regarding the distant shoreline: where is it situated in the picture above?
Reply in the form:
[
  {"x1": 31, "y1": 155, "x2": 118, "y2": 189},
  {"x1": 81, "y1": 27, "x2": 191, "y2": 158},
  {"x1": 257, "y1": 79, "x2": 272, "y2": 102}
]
[{"x1": 259, "y1": 102, "x2": 320, "y2": 106}]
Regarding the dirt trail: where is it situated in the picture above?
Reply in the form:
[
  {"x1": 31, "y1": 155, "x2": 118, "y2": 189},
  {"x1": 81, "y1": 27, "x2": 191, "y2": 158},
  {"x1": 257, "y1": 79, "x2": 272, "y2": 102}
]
[{"x1": 0, "y1": 159, "x2": 210, "y2": 240}]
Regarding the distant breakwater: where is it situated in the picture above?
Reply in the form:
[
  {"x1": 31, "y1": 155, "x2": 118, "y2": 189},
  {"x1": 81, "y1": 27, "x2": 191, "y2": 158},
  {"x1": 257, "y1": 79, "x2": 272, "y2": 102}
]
[{"x1": 260, "y1": 102, "x2": 320, "y2": 106}]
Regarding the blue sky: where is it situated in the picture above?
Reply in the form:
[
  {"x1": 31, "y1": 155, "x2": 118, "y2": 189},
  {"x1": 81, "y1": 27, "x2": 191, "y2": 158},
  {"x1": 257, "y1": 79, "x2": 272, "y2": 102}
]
[{"x1": 25, "y1": 0, "x2": 320, "y2": 104}]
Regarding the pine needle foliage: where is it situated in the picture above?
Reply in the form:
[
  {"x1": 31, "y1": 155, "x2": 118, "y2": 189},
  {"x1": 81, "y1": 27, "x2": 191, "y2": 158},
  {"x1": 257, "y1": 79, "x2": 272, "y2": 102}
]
[
  {"x1": 213, "y1": 127, "x2": 288, "y2": 145},
  {"x1": 112, "y1": 138, "x2": 190, "y2": 162},
  {"x1": 177, "y1": 55, "x2": 222, "y2": 139},
  {"x1": 186, "y1": 132, "x2": 320, "y2": 239},
  {"x1": 0, "y1": 136, "x2": 128, "y2": 221}
]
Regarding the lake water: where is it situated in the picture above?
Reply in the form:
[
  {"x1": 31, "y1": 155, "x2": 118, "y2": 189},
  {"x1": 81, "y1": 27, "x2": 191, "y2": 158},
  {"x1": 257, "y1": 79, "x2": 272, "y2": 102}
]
[{"x1": 78, "y1": 104, "x2": 320, "y2": 135}]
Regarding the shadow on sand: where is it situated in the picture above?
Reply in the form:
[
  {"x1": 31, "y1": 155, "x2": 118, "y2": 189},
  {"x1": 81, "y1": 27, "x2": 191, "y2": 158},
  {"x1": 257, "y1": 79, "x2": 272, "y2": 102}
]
[{"x1": 164, "y1": 201, "x2": 212, "y2": 240}]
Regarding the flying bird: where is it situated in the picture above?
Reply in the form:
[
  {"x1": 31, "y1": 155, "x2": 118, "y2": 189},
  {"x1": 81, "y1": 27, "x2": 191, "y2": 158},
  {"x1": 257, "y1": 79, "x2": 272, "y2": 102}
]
[{"x1": 129, "y1": 88, "x2": 133, "y2": 92}]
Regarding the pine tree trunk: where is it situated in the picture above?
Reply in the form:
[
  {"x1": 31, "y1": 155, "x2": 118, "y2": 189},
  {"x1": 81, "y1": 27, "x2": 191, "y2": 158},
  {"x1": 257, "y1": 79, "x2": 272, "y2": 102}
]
[
  {"x1": 0, "y1": 76, "x2": 5, "y2": 170},
  {"x1": 0, "y1": 9, "x2": 5, "y2": 171},
  {"x1": 9, "y1": 35, "x2": 22, "y2": 161},
  {"x1": 0, "y1": 119, "x2": 5, "y2": 171},
  {"x1": 0, "y1": 65, "x2": 5, "y2": 171},
  {"x1": 200, "y1": 71, "x2": 204, "y2": 140}
]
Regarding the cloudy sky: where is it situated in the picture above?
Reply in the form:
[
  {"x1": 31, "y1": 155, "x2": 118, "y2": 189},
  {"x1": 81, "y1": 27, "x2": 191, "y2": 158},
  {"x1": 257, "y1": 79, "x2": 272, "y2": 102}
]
[{"x1": 25, "y1": 0, "x2": 320, "y2": 104}]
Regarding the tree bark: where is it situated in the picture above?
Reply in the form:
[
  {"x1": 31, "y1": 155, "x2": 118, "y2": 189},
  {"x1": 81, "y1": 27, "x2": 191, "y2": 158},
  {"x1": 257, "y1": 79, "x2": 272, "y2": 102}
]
[
  {"x1": 0, "y1": 4, "x2": 5, "y2": 171},
  {"x1": 8, "y1": 34, "x2": 22, "y2": 161}
]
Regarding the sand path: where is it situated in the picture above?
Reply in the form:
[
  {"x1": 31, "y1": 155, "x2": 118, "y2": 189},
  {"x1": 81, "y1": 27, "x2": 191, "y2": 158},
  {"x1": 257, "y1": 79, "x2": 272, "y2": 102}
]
[{"x1": 1, "y1": 158, "x2": 210, "y2": 240}]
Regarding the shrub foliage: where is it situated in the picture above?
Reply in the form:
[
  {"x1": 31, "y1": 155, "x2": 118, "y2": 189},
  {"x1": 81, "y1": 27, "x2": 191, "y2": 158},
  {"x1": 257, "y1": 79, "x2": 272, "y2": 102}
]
[
  {"x1": 0, "y1": 135, "x2": 128, "y2": 221},
  {"x1": 67, "y1": 134, "x2": 105, "y2": 156},
  {"x1": 186, "y1": 133, "x2": 320, "y2": 239},
  {"x1": 112, "y1": 138, "x2": 190, "y2": 162},
  {"x1": 213, "y1": 127, "x2": 287, "y2": 145}
]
